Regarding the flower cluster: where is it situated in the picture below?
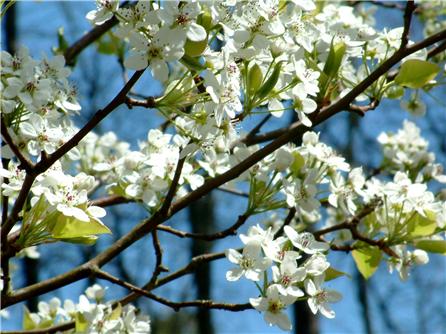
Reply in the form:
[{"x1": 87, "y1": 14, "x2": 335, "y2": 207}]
[
  {"x1": 22, "y1": 284, "x2": 151, "y2": 333},
  {"x1": 378, "y1": 120, "x2": 446, "y2": 183},
  {"x1": 1, "y1": 47, "x2": 80, "y2": 160},
  {"x1": 1, "y1": 160, "x2": 109, "y2": 246},
  {"x1": 84, "y1": 0, "x2": 435, "y2": 130},
  {"x1": 226, "y1": 224, "x2": 341, "y2": 331},
  {"x1": 77, "y1": 129, "x2": 205, "y2": 209}
]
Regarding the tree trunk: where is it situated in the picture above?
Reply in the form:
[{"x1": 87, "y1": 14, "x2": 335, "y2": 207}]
[{"x1": 189, "y1": 194, "x2": 215, "y2": 334}]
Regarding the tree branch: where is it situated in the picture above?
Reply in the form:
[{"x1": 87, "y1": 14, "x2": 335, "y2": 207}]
[
  {"x1": 156, "y1": 213, "x2": 250, "y2": 241},
  {"x1": 314, "y1": 201, "x2": 399, "y2": 258},
  {"x1": 400, "y1": 0, "x2": 416, "y2": 49},
  {"x1": 1, "y1": 119, "x2": 33, "y2": 172},
  {"x1": 90, "y1": 195, "x2": 134, "y2": 207}
]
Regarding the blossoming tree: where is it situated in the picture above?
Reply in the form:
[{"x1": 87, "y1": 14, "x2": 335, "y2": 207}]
[{"x1": 1, "y1": 0, "x2": 445, "y2": 332}]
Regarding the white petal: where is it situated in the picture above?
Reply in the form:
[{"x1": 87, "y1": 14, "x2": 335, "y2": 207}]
[
  {"x1": 307, "y1": 297, "x2": 318, "y2": 315},
  {"x1": 225, "y1": 249, "x2": 242, "y2": 264},
  {"x1": 187, "y1": 22, "x2": 207, "y2": 42},
  {"x1": 226, "y1": 268, "x2": 243, "y2": 281},
  {"x1": 274, "y1": 312, "x2": 292, "y2": 331},
  {"x1": 71, "y1": 207, "x2": 90, "y2": 222},
  {"x1": 151, "y1": 59, "x2": 169, "y2": 82},
  {"x1": 87, "y1": 206, "x2": 106, "y2": 218},
  {"x1": 319, "y1": 302, "x2": 335, "y2": 319},
  {"x1": 124, "y1": 52, "x2": 148, "y2": 70}
]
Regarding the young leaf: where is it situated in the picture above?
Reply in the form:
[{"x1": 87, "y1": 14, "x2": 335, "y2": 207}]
[
  {"x1": 325, "y1": 267, "x2": 351, "y2": 281},
  {"x1": 394, "y1": 59, "x2": 440, "y2": 89},
  {"x1": 23, "y1": 307, "x2": 37, "y2": 330},
  {"x1": 352, "y1": 246, "x2": 382, "y2": 279},
  {"x1": 323, "y1": 40, "x2": 347, "y2": 79},
  {"x1": 75, "y1": 312, "x2": 89, "y2": 332},
  {"x1": 50, "y1": 214, "x2": 111, "y2": 239},
  {"x1": 248, "y1": 63, "x2": 263, "y2": 95},
  {"x1": 414, "y1": 240, "x2": 446, "y2": 255},
  {"x1": 407, "y1": 211, "x2": 437, "y2": 238},
  {"x1": 256, "y1": 61, "x2": 283, "y2": 101}
]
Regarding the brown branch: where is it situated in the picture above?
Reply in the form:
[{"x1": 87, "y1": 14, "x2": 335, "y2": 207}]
[
  {"x1": 1, "y1": 322, "x2": 74, "y2": 334},
  {"x1": 246, "y1": 114, "x2": 272, "y2": 138},
  {"x1": 158, "y1": 157, "x2": 186, "y2": 216},
  {"x1": 143, "y1": 293, "x2": 252, "y2": 312},
  {"x1": 90, "y1": 195, "x2": 134, "y2": 207},
  {"x1": 427, "y1": 40, "x2": 446, "y2": 59},
  {"x1": 347, "y1": 99, "x2": 380, "y2": 117},
  {"x1": 1, "y1": 119, "x2": 33, "y2": 171},
  {"x1": 314, "y1": 201, "x2": 399, "y2": 258},
  {"x1": 151, "y1": 251, "x2": 228, "y2": 290},
  {"x1": 146, "y1": 230, "x2": 167, "y2": 290},
  {"x1": 120, "y1": 249, "x2": 232, "y2": 307},
  {"x1": 400, "y1": 1, "x2": 416, "y2": 49},
  {"x1": 313, "y1": 202, "x2": 379, "y2": 239},
  {"x1": 95, "y1": 267, "x2": 252, "y2": 311},
  {"x1": 273, "y1": 207, "x2": 297, "y2": 238},
  {"x1": 156, "y1": 213, "x2": 250, "y2": 241},
  {"x1": 124, "y1": 96, "x2": 157, "y2": 109},
  {"x1": 217, "y1": 187, "x2": 249, "y2": 198},
  {"x1": 1, "y1": 173, "x2": 35, "y2": 241},
  {"x1": 244, "y1": 28, "x2": 446, "y2": 146}
]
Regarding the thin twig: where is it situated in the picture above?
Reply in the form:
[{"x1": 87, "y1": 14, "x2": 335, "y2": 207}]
[
  {"x1": 90, "y1": 195, "x2": 134, "y2": 207},
  {"x1": 1, "y1": 119, "x2": 33, "y2": 171},
  {"x1": 125, "y1": 96, "x2": 157, "y2": 109},
  {"x1": 156, "y1": 213, "x2": 250, "y2": 241},
  {"x1": 146, "y1": 230, "x2": 167, "y2": 289},
  {"x1": 400, "y1": 0, "x2": 416, "y2": 49},
  {"x1": 158, "y1": 157, "x2": 186, "y2": 216}
]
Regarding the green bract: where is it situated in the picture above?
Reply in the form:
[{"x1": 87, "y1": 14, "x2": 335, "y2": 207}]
[
  {"x1": 352, "y1": 246, "x2": 382, "y2": 279},
  {"x1": 395, "y1": 59, "x2": 440, "y2": 89}
]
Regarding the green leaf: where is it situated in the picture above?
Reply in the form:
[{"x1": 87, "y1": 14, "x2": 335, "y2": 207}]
[
  {"x1": 59, "y1": 235, "x2": 99, "y2": 245},
  {"x1": 50, "y1": 214, "x2": 111, "y2": 239},
  {"x1": 197, "y1": 12, "x2": 213, "y2": 31},
  {"x1": 75, "y1": 312, "x2": 89, "y2": 332},
  {"x1": 247, "y1": 63, "x2": 263, "y2": 95},
  {"x1": 52, "y1": 27, "x2": 69, "y2": 56},
  {"x1": 324, "y1": 267, "x2": 351, "y2": 281},
  {"x1": 180, "y1": 55, "x2": 207, "y2": 73},
  {"x1": 352, "y1": 246, "x2": 382, "y2": 279},
  {"x1": 323, "y1": 40, "x2": 347, "y2": 78},
  {"x1": 109, "y1": 303, "x2": 122, "y2": 321},
  {"x1": 407, "y1": 211, "x2": 437, "y2": 238},
  {"x1": 184, "y1": 38, "x2": 208, "y2": 57},
  {"x1": 415, "y1": 240, "x2": 446, "y2": 255},
  {"x1": 394, "y1": 59, "x2": 440, "y2": 89},
  {"x1": 256, "y1": 61, "x2": 283, "y2": 101},
  {"x1": 23, "y1": 307, "x2": 37, "y2": 330},
  {"x1": 290, "y1": 151, "x2": 305, "y2": 175}
]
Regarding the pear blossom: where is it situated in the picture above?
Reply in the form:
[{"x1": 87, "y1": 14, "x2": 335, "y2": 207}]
[
  {"x1": 284, "y1": 226, "x2": 329, "y2": 254},
  {"x1": 388, "y1": 246, "x2": 429, "y2": 281},
  {"x1": 86, "y1": 0, "x2": 119, "y2": 25},
  {"x1": 124, "y1": 27, "x2": 185, "y2": 82},
  {"x1": 291, "y1": 83, "x2": 317, "y2": 127},
  {"x1": 305, "y1": 275, "x2": 342, "y2": 319},
  {"x1": 225, "y1": 241, "x2": 271, "y2": 281},
  {"x1": 250, "y1": 285, "x2": 297, "y2": 331},
  {"x1": 158, "y1": 1, "x2": 206, "y2": 42},
  {"x1": 272, "y1": 253, "x2": 306, "y2": 297}
]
